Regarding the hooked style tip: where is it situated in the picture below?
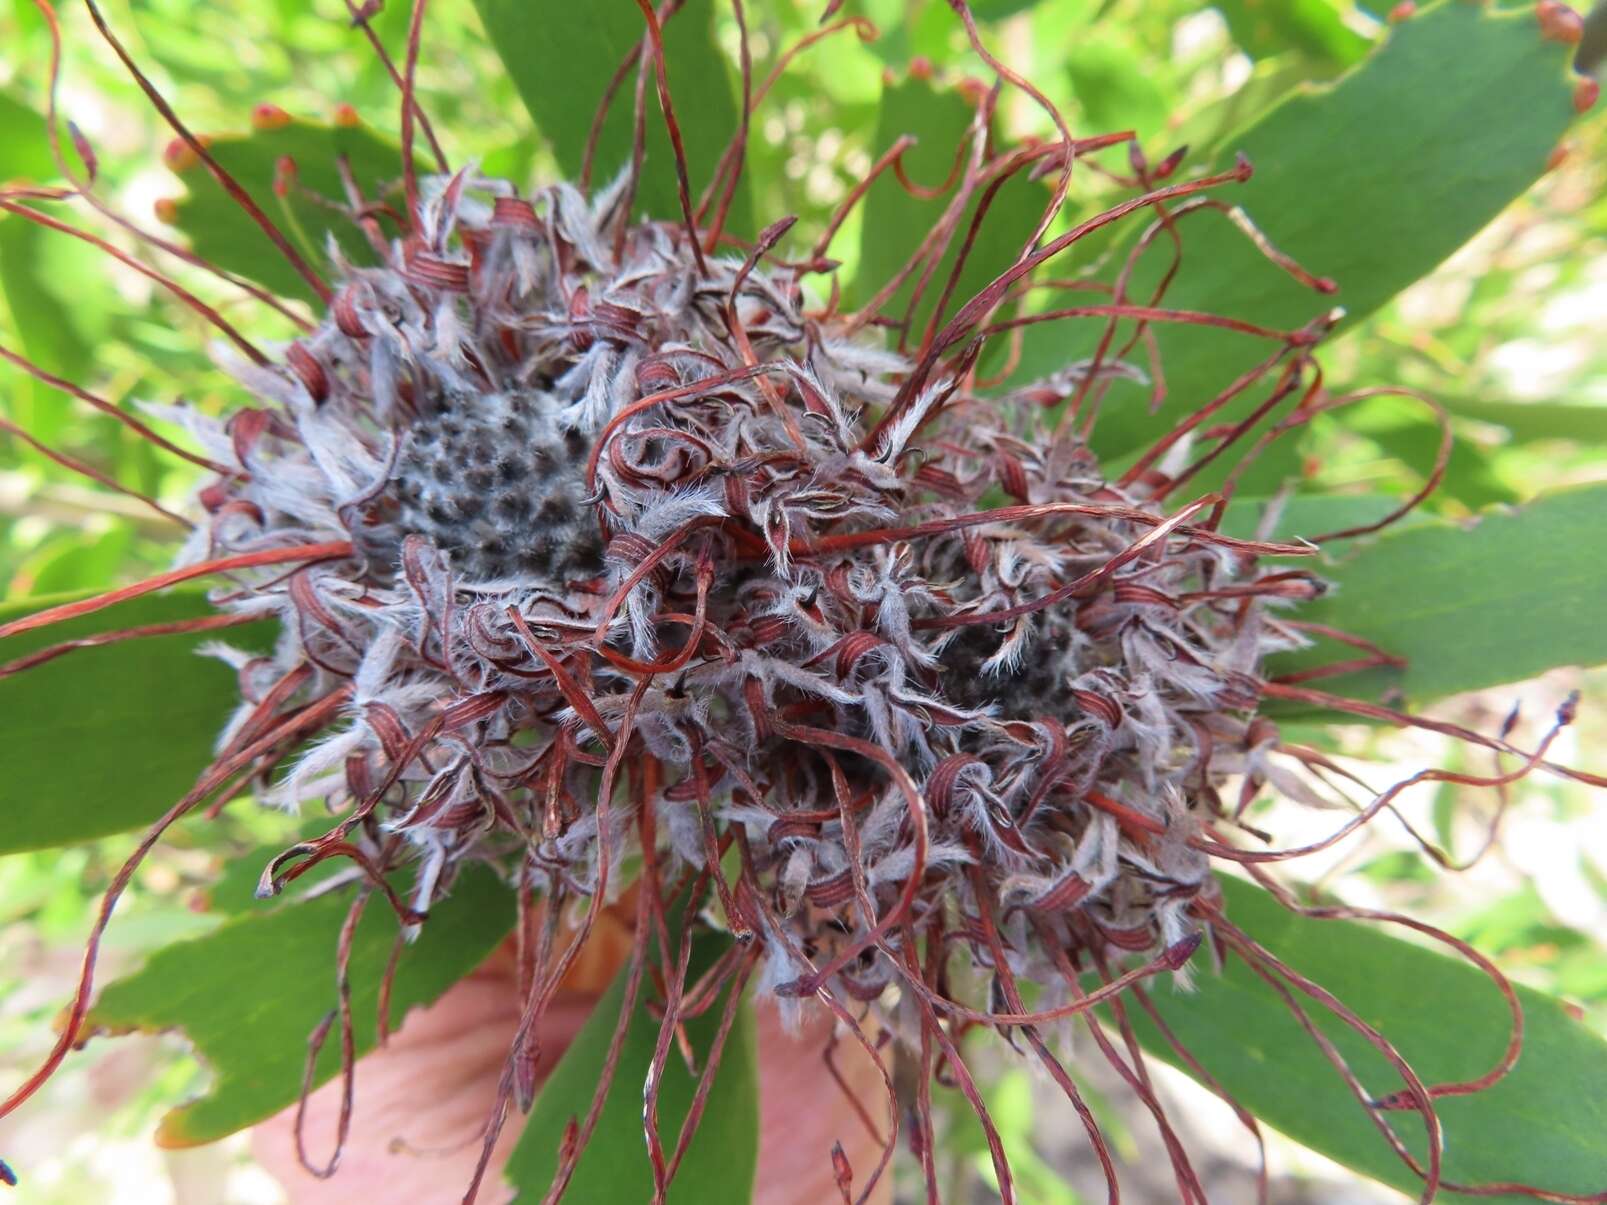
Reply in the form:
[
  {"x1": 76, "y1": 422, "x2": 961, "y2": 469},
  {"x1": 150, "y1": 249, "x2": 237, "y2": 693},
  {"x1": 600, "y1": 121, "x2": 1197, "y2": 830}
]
[{"x1": 1164, "y1": 931, "x2": 1205, "y2": 971}]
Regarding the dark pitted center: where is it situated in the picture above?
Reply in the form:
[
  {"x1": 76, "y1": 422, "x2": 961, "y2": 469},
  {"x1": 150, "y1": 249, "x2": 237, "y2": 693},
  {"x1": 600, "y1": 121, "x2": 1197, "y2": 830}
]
[
  {"x1": 939, "y1": 618, "x2": 1074, "y2": 713},
  {"x1": 393, "y1": 390, "x2": 604, "y2": 584}
]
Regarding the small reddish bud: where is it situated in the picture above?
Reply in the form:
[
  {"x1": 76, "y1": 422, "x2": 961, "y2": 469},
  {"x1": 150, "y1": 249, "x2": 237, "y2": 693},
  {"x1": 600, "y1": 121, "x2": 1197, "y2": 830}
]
[
  {"x1": 1574, "y1": 77, "x2": 1600, "y2": 114},
  {"x1": 332, "y1": 102, "x2": 361, "y2": 128},
  {"x1": 1155, "y1": 145, "x2": 1189, "y2": 179},
  {"x1": 1232, "y1": 151, "x2": 1254, "y2": 181},
  {"x1": 1536, "y1": 1, "x2": 1583, "y2": 43},
  {"x1": 955, "y1": 75, "x2": 988, "y2": 107},
  {"x1": 1545, "y1": 142, "x2": 1571, "y2": 172},
  {"x1": 153, "y1": 197, "x2": 179, "y2": 224},
  {"x1": 831, "y1": 1142, "x2": 854, "y2": 1197},
  {"x1": 251, "y1": 102, "x2": 293, "y2": 131},
  {"x1": 1387, "y1": 1, "x2": 1415, "y2": 21},
  {"x1": 273, "y1": 154, "x2": 297, "y2": 198},
  {"x1": 67, "y1": 121, "x2": 98, "y2": 183},
  {"x1": 163, "y1": 137, "x2": 198, "y2": 172},
  {"x1": 558, "y1": 1117, "x2": 580, "y2": 1162},
  {"x1": 1558, "y1": 690, "x2": 1581, "y2": 726},
  {"x1": 909, "y1": 55, "x2": 934, "y2": 81}
]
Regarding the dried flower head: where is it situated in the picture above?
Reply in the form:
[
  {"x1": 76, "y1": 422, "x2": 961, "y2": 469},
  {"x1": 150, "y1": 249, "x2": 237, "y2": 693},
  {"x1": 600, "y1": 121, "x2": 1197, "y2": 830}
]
[{"x1": 1, "y1": 2, "x2": 1602, "y2": 1203}]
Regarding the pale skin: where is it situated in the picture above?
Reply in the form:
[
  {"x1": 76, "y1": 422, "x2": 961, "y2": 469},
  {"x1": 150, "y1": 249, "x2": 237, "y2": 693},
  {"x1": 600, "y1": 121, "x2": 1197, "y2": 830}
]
[{"x1": 253, "y1": 917, "x2": 893, "y2": 1205}]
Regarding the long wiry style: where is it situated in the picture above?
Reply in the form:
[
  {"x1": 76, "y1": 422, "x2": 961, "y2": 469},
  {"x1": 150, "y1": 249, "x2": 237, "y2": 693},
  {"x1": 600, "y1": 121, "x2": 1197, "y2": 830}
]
[{"x1": 1, "y1": 3, "x2": 1602, "y2": 1204}]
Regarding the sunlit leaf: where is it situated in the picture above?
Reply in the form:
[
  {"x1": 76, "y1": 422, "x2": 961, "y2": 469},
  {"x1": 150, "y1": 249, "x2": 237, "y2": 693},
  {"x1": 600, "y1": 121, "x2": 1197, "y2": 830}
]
[
  {"x1": 1132, "y1": 876, "x2": 1607, "y2": 1203},
  {"x1": 1214, "y1": 0, "x2": 1374, "y2": 67},
  {"x1": 0, "y1": 589, "x2": 273, "y2": 854},
  {"x1": 163, "y1": 113, "x2": 415, "y2": 304},
  {"x1": 1010, "y1": 1, "x2": 1579, "y2": 479},
  {"x1": 0, "y1": 90, "x2": 56, "y2": 181},
  {"x1": 1272, "y1": 482, "x2": 1607, "y2": 704},
  {"x1": 0, "y1": 211, "x2": 93, "y2": 445},
  {"x1": 1439, "y1": 396, "x2": 1607, "y2": 447},
  {"x1": 1171, "y1": 54, "x2": 1343, "y2": 158},
  {"x1": 472, "y1": 0, "x2": 750, "y2": 237},
  {"x1": 1066, "y1": 34, "x2": 1172, "y2": 142},
  {"x1": 87, "y1": 862, "x2": 513, "y2": 1146},
  {"x1": 850, "y1": 70, "x2": 1043, "y2": 346},
  {"x1": 505, "y1": 926, "x2": 759, "y2": 1203}
]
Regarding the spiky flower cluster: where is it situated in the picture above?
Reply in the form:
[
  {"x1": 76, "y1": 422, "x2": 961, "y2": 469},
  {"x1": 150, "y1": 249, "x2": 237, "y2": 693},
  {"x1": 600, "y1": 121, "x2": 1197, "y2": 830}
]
[
  {"x1": 167, "y1": 166, "x2": 1324, "y2": 1041},
  {"x1": 6, "y1": 3, "x2": 1601, "y2": 1195},
  {"x1": 3, "y1": 0, "x2": 1603, "y2": 1199}
]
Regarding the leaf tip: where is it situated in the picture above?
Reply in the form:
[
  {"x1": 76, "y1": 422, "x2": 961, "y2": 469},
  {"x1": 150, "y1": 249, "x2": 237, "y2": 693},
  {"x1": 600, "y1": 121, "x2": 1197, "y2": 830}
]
[
  {"x1": 153, "y1": 1108, "x2": 207, "y2": 1150},
  {"x1": 162, "y1": 137, "x2": 202, "y2": 174},
  {"x1": 251, "y1": 103, "x2": 294, "y2": 132},
  {"x1": 1535, "y1": 1, "x2": 1584, "y2": 44}
]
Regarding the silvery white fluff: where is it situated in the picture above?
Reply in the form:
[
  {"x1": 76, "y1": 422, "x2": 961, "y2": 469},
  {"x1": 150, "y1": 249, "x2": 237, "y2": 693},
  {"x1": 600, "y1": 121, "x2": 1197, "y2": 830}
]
[{"x1": 169, "y1": 167, "x2": 1323, "y2": 1026}]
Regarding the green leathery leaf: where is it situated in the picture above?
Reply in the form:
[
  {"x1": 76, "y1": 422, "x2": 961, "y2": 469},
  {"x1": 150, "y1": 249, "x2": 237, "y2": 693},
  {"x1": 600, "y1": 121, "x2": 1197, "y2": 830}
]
[
  {"x1": 1437, "y1": 396, "x2": 1607, "y2": 446},
  {"x1": 505, "y1": 925, "x2": 758, "y2": 1203},
  {"x1": 1270, "y1": 482, "x2": 1607, "y2": 704},
  {"x1": 1009, "y1": 1, "x2": 1578, "y2": 473},
  {"x1": 163, "y1": 113, "x2": 417, "y2": 304},
  {"x1": 1066, "y1": 34, "x2": 1172, "y2": 143},
  {"x1": 0, "y1": 90, "x2": 56, "y2": 182},
  {"x1": 0, "y1": 210, "x2": 91, "y2": 445},
  {"x1": 1171, "y1": 54, "x2": 1346, "y2": 162},
  {"x1": 1214, "y1": 0, "x2": 1374, "y2": 67},
  {"x1": 87, "y1": 862, "x2": 514, "y2": 1145},
  {"x1": 971, "y1": 0, "x2": 1043, "y2": 18},
  {"x1": 1354, "y1": 420, "x2": 1520, "y2": 511},
  {"x1": 1219, "y1": 491, "x2": 1426, "y2": 546},
  {"x1": 1129, "y1": 875, "x2": 1607, "y2": 1203},
  {"x1": 0, "y1": 90, "x2": 96, "y2": 439},
  {"x1": 849, "y1": 71, "x2": 1044, "y2": 346},
  {"x1": 471, "y1": 0, "x2": 751, "y2": 237},
  {"x1": 0, "y1": 589, "x2": 275, "y2": 855}
]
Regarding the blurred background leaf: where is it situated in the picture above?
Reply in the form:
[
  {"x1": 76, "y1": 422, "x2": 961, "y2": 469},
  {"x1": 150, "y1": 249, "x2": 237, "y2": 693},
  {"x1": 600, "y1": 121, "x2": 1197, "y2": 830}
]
[
  {"x1": 473, "y1": 0, "x2": 752, "y2": 237},
  {"x1": 0, "y1": 589, "x2": 274, "y2": 854},
  {"x1": 1274, "y1": 483, "x2": 1607, "y2": 705},
  {"x1": 505, "y1": 926, "x2": 759, "y2": 1204},
  {"x1": 1130, "y1": 875, "x2": 1607, "y2": 1203},
  {"x1": 87, "y1": 861, "x2": 513, "y2": 1145}
]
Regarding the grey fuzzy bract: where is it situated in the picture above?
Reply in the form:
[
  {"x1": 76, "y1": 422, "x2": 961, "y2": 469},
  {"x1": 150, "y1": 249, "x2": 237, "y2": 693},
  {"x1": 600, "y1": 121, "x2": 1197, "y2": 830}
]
[{"x1": 169, "y1": 169, "x2": 1314, "y2": 1025}]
